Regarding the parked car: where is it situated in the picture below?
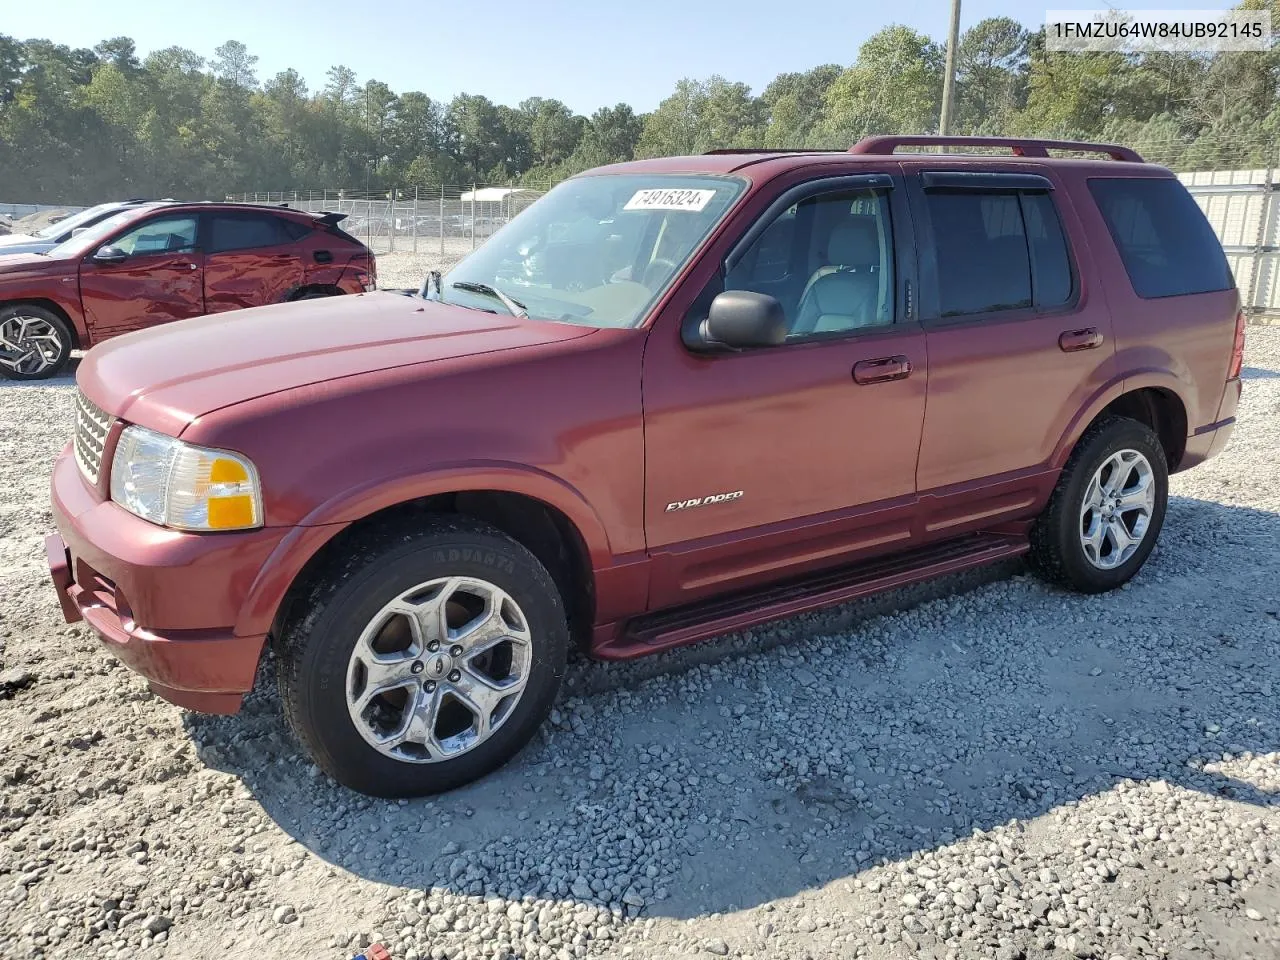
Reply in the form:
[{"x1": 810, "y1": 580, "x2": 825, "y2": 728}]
[
  {"x1": 0, "y1": 202, "x2": 375, "y2": 379},
  {"x1": 45, "y1": 136, "x2": 1243, "y2": 797},
  {"x1": 0, "y1": 199, "x2": 163, "y2": 256}
]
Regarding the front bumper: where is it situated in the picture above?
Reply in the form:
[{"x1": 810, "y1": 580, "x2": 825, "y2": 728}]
[{"x1": 47, "y1": 444, "x2": 287, "y2": 713}]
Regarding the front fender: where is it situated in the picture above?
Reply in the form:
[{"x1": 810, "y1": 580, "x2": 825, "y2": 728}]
[
  {"x1": 2, "y1": 287, "x2": 89, "y2": 348},
  {"x1": 232, "y1": 461, "x2": 615, "y2": 638}
]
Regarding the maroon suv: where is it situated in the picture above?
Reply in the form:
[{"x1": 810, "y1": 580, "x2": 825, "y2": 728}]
[
  {"x1": 45, "y1": 136, "x2": 1244, "y2": 797},
  {"x1": 0, "y1": 201, "x2": 375, "y2": 380}
]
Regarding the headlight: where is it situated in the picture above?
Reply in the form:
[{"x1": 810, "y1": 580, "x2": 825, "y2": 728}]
[{"x1": 110, "y1": 425, "x2": 263, "y2": 531}]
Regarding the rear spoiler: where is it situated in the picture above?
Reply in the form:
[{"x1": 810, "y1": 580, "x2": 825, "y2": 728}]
[{"x1": 315, "y1": 211, "x2": 348, "y2": 227}]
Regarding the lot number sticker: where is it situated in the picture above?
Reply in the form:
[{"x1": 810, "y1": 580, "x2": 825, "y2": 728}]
[{"x1": 624, "y1": 188, "x2": 717, "y2": 212}]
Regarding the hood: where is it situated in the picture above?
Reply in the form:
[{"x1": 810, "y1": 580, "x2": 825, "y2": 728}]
[
  {"x1": 0, "y1": 240, "x2": 55, "y2": 257},
  {"x1": 0, "y1": 232, "x2": 39, "y2": 247},
  {"x1": 78, "y1": 291, "x2": 598, "y2": 435},
  {"x1": 0, "y1": 251, "x2": 76, "y2": 277}
]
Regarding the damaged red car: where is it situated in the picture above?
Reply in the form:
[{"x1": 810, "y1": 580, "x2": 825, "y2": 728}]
[{"x1": 0, "y1": 201, "x2": 374, "y2": 379}]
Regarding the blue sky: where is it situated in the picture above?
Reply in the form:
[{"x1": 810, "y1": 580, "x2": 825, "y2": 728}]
[{"x1": 6, "y1": 0, "x2": 1236, "y2": 114}]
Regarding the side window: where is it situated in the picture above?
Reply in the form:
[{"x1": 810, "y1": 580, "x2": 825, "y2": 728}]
[
  {"x1": 1087, "y1": 177, "x2": 1233, "y2": 299},
  {"x1": 1022, "y1": 192, "x2": 1073, "y2": 308},
  {"x1": 925, "y1": 188, "x2": 1074, "y2": 318},
  {"x1": 725, "y1": 187, "x2": 895, "y2": 337},
  {"x1": 112, "y1": 216, "x2": 198, "y2": 256},
  {"x1": 928, "y1": 192, "x2": 1030, "y2": 316},
  {"x1": 208, "y1": 214, "x2": 292, "y2": 254}
]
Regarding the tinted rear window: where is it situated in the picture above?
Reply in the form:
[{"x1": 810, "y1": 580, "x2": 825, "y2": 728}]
[
  {"x1": 929, "y1": 192, "x2": 1031, "y2": 316},
  {"x1": 1022, "y1": 192, "x2": 1073, "y2": 307},
  {"x1": 280, "y1": 218, "x2": 312, "y2": 241},
  {"x1": 208, "y1": 214, "x2": 294, "y2": 253},
  {"x1": 1087, "y1": 177, "x2": 1232, "y2": 299}
]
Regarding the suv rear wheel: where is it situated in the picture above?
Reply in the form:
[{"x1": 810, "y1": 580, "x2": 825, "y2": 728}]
[
  {"x1": 277, "y1": 517, "x2": 568, "y2": 797},
  {"x1": 1030, "y1": 416, "x2": 1168, "y2": 593}
]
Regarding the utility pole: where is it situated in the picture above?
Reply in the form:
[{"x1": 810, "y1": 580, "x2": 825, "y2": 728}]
[
  {"x1": 939, "y1": 0, "x2": 962, "y2": 136},
  {"x1": 365, "y1": 85, "x2": 373, "y2": 248}
]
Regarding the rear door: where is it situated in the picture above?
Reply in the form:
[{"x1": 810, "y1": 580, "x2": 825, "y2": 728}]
[
  {"x1": 78, "y1": 213, "x2": 203, "y2": 340},
  {"x1": 903, "y1": 163, "x2": 1118, "y2": 535},
  {"x1": 202, "y1": 211, "x2": 305, "y2": 313}
]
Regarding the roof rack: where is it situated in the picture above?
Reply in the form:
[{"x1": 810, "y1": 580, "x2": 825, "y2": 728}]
[
  {"x1": 703, "y1": 148, "x2": 842, "y2": 155},
  {"x1": 849, "y1": 135, "x2": 1143, "y2": 163}
]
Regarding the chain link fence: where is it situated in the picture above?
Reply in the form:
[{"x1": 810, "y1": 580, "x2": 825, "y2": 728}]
[
  {"x1": 13, "y1": 139, "x2": 1280, "y2": 317},
  {"x1": 226, "y1": 184, "x2": 552, "y2": 259}
]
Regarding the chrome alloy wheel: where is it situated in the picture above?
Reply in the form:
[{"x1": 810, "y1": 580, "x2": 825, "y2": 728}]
[
  {"x1": 1079, "y1": 448, "x2": 1156, "y2": 570},
  {"x1": 345, "y1": 577, "x2": 533, "y2": 763},
  {"x1": 0, "y1": 315, "x2": 63, "y2": 375}
]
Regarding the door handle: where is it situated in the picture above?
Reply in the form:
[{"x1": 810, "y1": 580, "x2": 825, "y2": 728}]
[
  {"x1": 853, "y1": 356, "x2": 912, "y2": 384},
  {"x1": 186, "y1": 262, "x2": 198, "y2": 270},
  {"x1": 1059, "y1": 327, "x2": 1103, "y2": 352}
]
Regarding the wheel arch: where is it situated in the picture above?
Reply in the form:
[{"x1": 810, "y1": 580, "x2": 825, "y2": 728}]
[
  {"x1": 1052, "y1": 374, "x2": 1191, "y2": 473},
  {"x1": 237, "y1": 471, "x2": 611, "y2": 655},
  {"x1": 1096, "y1": 386, "x2": 1187, "y2": 471},
  {"x1": 1, "y1": 297, "x2": 85, "y2": 349}
]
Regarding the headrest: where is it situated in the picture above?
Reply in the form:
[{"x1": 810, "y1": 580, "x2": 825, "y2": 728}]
[{"x1": 827, "y1": 217, "x2": 879, "y2": 266}]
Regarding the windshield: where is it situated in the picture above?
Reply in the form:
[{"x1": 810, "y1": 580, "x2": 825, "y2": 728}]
[
  {"x1": 439, "y1": 174, "x2": 745, "y2": 328},
  {"x1": 34, "y1": 203, "x2": 114, "y2": 239},
  {"x1": 44, "y1": 209, "x2": 139, "y2": 259}
]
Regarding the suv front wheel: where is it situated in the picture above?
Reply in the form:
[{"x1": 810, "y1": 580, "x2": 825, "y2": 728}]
[
  {"x1": 0, "y1": 304, "x2": 73, "y2": 380},
  {"x1": 1030, "y1": 416, "x2": 1169, "y2": 593},
  {"x1": 277, "y1": 517, "x2": 568, "y2": 797}
]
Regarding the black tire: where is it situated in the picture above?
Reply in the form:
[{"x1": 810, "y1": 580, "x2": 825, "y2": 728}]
[
  {"x1": 1029, "y1": 415, "x2": 1168, "y2": 593},
  {"x1": 0, "y1": 304, "x2": 73, "y2": 381},
  {"x1": 292, "y1": 288, "x2": 338, "y2": 301},
  {"x1": 277, "y1": 516, "x2": 568, "y2": 797}
]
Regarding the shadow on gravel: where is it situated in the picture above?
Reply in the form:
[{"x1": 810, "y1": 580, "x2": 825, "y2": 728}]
[
  {"x1": 0, "y1": 355, "x2": 80, "y2": 387},
  {"x1": 185, "y1": 495, "x2": 1280, "y2": 920}
]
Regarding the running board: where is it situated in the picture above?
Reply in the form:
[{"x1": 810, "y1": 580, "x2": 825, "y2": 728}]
[{"x1": 598, "y1": 533, "x2": 1028, "y2": 660}]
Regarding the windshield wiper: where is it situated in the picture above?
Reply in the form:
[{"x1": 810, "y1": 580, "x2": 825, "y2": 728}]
[{"x1": 450, "y1": 281, "x2": 528, "y2": 318}]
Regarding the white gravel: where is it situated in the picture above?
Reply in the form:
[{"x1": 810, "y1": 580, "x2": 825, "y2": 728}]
[
  {"x1": 376, "y1": 248, "x2": 475, "y2": 291},
  {"x1": 1, "y1": 329, "x2": 1279, "y2": 960}
]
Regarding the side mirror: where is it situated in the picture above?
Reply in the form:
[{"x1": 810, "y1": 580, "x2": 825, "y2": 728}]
[
  {"x1": 92, "y1": 245, "x2": 128, "y2": 264},
  {"x1": 71, "y1": 227, "x2": 88, "y2": 238},
  {"x1": 690, "y1": 290, "x2": 788, "y2": 352}
]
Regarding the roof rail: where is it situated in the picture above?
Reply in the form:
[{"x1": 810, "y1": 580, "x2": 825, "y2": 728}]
[
  {"x1": 703, "y1": 147, "x2": 842, "y2": 155},
  {"x1": 849, "y1": 135, "x2": 1143, "y2": 163}
]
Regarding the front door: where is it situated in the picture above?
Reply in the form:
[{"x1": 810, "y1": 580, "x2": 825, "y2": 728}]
[
  {"x1": 79, "y1": 213, "x2": 203, "y2": 341},
  {"x1": 642, "y1": 171, "x2": 928, "y2": 610},
  {"x1": 202, "y1": 211, "x2": 305, "y2": 313},
  {"x1": 901, "y1": 163, "x2": 1118, "y2": 535}
]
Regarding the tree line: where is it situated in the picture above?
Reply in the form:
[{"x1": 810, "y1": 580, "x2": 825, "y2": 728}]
[{"x1": 2, "y1": 1, "x2": 1278, "y2": 204}]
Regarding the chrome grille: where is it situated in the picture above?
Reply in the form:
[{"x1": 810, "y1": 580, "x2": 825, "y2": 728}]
[{"x1": 74, "y1": 390, "x2": 113, "y2": 485}]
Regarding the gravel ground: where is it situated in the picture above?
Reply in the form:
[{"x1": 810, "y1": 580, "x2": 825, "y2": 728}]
[
  {"x1": 1, "y1": 329, "x2": 1279, "y2": 960},
  {"x1": 376, "y1": 250, "x2": 471, "y2": 290}
]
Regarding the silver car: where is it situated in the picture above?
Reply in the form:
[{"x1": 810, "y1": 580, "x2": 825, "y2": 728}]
[{"x1": 0, "y1": 200, "x2": 164, "y2": 257}]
